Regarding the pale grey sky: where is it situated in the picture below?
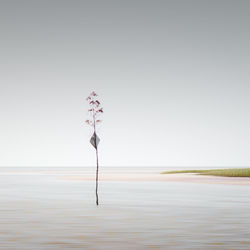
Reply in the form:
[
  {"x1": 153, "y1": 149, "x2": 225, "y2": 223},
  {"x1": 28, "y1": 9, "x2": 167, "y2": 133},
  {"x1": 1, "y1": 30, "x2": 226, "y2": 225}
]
[{"x1": 0, "y1": 0, "x2": 250, "y2": 167}]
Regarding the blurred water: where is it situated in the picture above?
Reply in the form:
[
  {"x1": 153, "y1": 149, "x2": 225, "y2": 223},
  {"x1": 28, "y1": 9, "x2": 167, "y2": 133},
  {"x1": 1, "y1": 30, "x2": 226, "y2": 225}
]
[{"x1": 0, "y1": 167, "x2": 250, "y2": 249}]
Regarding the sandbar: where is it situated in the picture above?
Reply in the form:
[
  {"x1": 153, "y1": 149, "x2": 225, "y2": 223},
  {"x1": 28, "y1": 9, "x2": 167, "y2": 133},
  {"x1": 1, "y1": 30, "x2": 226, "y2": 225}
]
[{"x1": 58, "y1": 173, "x2": 250, "y2": 186}]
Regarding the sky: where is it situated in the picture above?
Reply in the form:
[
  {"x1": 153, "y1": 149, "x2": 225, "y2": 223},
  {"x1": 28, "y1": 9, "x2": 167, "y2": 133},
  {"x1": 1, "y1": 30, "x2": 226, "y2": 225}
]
[{"x1": 0, "y1": 0, "x2": 250, "y2": 167}]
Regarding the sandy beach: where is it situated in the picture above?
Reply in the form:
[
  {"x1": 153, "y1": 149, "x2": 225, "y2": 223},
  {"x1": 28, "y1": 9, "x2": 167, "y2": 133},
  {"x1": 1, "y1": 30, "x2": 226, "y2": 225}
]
[{"x1": 59, "y1": 172, "x2": 250, "y2": 186}]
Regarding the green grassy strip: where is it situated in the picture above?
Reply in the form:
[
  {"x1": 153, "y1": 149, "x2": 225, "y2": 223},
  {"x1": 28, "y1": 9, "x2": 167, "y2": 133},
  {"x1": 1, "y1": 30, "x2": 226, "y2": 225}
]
[{"x1": 161, "y1": 168, "x2": 250, "y2": 177}]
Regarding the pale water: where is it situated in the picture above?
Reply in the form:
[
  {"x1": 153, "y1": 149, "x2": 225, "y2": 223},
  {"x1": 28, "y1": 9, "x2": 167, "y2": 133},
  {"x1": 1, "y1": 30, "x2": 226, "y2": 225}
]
[{"x1": 0, "y1": 167, "x2": 250, "y2": 249}]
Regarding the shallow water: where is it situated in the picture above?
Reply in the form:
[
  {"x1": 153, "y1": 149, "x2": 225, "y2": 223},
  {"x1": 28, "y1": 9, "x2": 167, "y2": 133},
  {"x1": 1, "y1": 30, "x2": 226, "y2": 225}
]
[{"x1": 0, "y1": 167, "x2": 250, "y2": 249}]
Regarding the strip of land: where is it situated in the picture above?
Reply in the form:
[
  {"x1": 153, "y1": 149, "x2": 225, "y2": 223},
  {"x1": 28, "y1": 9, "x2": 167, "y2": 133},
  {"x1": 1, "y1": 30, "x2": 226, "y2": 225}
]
[
  {"x1": 161, "y1": 168, "x2": 250, "y2": 177},
  {"x1": 59, "y1": 168, "x2": 250, "y2": 185}
]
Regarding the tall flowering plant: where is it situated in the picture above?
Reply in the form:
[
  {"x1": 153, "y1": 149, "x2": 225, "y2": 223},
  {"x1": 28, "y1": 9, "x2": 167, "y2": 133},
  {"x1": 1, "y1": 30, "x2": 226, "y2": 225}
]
[{"x1": 86, "y1": 91, "x2": 103, "y2": 205}]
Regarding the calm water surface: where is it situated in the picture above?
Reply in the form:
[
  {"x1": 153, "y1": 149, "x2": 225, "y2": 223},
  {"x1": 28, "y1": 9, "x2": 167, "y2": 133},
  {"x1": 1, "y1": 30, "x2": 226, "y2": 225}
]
[{"x1": 0, "y1": 167, "x2": 249, "y2": 249}]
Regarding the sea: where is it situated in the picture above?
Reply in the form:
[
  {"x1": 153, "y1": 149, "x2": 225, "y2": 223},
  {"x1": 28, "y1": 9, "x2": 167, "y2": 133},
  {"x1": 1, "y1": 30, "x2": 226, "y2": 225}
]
[{"x1": 0, "y1": 166, "x2": 249, "y2": 249}]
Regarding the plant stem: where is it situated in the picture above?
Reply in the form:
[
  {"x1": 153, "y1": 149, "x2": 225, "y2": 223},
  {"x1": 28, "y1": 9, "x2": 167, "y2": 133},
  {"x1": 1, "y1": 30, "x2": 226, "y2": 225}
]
[
  {"x1": 95, "y1": 148, "x2": 99, "y2": 206},
  {"x1": 93, "y1": 109, "x2": 99, "y2": 206}
]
